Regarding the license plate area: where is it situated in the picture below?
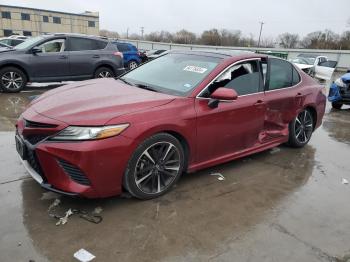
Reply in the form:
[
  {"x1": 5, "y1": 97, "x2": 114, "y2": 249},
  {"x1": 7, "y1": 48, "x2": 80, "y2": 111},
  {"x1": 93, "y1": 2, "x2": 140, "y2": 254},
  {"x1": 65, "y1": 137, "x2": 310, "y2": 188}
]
[{"x1": 15, "y1": 135, "x2": 28, "y2": 160}]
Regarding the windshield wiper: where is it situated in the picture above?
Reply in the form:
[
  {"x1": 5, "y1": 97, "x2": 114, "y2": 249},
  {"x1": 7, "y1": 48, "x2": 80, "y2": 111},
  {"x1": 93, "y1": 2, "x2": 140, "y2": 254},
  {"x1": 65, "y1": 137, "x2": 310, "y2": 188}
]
[{"x1": 134, "y1": 84, "x2": 159, "y2": 92}]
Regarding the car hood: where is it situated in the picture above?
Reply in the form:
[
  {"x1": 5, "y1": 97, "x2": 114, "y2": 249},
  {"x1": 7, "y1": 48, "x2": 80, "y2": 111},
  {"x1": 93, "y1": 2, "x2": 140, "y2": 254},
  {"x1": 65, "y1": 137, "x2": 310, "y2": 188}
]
[
  {"x1": 293, "y1": 63, "x2": 314, "y2": 70},
  {"x1": 30, "y1": 78, "x2": 176, "y2": 125}
]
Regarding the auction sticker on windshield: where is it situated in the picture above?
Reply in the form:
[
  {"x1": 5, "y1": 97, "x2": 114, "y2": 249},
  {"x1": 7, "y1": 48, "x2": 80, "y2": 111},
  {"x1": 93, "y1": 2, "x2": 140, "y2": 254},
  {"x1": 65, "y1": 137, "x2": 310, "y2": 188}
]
[{"x1": 183, "y1": 65, "x2": 208, "y2": 74}]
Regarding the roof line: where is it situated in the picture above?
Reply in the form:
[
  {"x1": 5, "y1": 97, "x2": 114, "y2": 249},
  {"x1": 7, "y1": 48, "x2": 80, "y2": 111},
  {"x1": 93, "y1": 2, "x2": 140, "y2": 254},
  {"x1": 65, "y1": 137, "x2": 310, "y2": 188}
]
[{"x1": 0, "y1": 4, "x2": 99, "y2": 18}]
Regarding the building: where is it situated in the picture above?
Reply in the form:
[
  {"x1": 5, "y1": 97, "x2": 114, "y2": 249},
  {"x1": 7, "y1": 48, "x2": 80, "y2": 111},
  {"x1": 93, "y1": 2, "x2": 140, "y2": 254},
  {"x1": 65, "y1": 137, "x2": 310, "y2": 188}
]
[{"x1": 0, "y1": 4, "x2": 99, "y2": 37}]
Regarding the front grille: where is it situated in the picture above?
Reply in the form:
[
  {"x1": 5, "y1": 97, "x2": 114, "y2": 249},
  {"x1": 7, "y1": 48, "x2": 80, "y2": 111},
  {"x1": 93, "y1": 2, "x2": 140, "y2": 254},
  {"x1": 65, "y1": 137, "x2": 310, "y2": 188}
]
[
  {"x1": 25, "y1": 119, "x2": 58, "y2": 129},
  {"x1": 58, "y1": 159, "x2": 91, "y2": 186},
  {"x1": 26, "y1": 135, "x2": 49, "y2": 145},
  {"x1": 27, "y1": 148, "x2": 44, "y2": 176}
]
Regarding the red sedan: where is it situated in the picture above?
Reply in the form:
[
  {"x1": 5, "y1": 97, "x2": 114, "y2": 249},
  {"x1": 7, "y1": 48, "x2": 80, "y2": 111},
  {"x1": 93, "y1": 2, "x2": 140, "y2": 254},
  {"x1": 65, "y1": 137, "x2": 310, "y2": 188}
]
[{"x1": 15, "y1": 51, "x2": 326, "y2": 199}]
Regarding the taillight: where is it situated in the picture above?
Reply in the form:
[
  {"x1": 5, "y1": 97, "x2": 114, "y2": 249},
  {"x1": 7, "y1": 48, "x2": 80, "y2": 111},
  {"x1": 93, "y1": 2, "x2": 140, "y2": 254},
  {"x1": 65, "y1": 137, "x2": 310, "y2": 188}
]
[{"x1": 114, "y1": 52, "x2": 123, "y2": 59}]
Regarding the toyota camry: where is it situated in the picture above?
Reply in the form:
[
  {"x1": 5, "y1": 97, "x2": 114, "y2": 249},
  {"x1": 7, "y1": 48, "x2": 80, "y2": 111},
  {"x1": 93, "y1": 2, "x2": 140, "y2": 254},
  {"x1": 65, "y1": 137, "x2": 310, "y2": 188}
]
[{"x1": 15, "y1": 50, "x2": 326, "y2": 199}]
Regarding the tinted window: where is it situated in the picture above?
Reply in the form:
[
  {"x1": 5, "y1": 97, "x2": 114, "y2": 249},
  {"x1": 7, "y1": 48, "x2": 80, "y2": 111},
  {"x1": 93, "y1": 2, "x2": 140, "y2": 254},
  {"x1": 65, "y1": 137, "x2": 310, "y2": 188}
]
[
  {"x1": 88, "y1": 21, "x2": 95, "y2": 27},
  {"x1": 116, "y1": 43, "x2": 130, "y2": 52},
  {"x1": 23, "y1": 31, "x2": 32, "y2": 36},
  {"x1": 53, "y1": 17, "x2": 61, "y2": 24},
  {"x1": 69, "y1": 37, "x2": 106, "y2": 51},
  {"x1": 43, "y1": 16, "x2": 49, "y2": 22},
  {"x1": 12, "y1": 39, "x2": 24, "y2": 46},
  {"x1": 207, "y1": 60, "x2": 262, "y2": 96},
  {"x1": 292, "y1": 66, "x2": 300, "y2": 85},
  {"x1": 268, "y1": 58, "x2": 293, "y2": 90},
  {"x1": 3, "y1": 30, "x2": 13, "y2": 37},
  {"x1": 2, "y1": 11, "x2": 11, "y2": 19},
  {"x1": 21, "y1": 13, "x2": 30, "y2": 20}
]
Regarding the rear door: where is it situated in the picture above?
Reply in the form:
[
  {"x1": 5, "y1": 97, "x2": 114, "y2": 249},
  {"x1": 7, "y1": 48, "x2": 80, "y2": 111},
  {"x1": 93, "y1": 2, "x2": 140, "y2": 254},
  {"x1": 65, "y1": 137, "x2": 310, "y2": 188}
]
[
  {"x1": 263, "y1": 58, "x2": 302, "y2": 142},
  {"x1": 195, "y1": 59, "x2": 267, "y2": 163},
  {"x1": 67, "y1": 37, "x2": 108, "y2": 77},
  {"x1": 315, "y1": 60, "x2": 338, "y2": 81},
  {"x1": 29, "y1": 37, "x2": 69, "y2": 78}
]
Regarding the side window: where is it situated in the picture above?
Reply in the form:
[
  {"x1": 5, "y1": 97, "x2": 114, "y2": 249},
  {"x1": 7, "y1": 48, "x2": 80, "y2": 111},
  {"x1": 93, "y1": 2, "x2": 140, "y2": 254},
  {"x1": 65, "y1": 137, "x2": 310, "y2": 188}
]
[
  {"x1": 268, "y1": 58, "x2": 293, "y2": 90},
  {"x1": 116, "y1": 43, "x2": 129, "y2": 52},
  {"x1": 38, "y1": 39, "x2": 65, "y2": 53},
  {"x1": 69, "y1": 38, "x2": 101, "y2": 51},
  {"x1": 95, "y1": 40, "x2": 108, "y2": 50},
  {"x1": 207, "y1": 60, "x2": 262, "y2": 96},
  {"x1": 292, "y1": 66, "x2": 301, "y2": 85}
]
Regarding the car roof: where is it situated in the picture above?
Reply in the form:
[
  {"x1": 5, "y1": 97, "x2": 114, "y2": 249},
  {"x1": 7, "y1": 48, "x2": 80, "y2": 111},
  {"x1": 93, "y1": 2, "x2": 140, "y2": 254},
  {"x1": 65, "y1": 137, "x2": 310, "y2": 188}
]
[
  {"x1": 42, "y1": 33, "x2": 108, "y2": 41},
  {"x1": 169, "y1": 49, "x2": 259, "y2": 59}
]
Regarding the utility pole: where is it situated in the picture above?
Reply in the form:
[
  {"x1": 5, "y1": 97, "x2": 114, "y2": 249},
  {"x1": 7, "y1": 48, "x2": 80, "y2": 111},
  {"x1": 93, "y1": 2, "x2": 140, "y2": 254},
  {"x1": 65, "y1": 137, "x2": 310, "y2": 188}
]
[
  {"x1": 257, "y1": 21, "x2": 264, "y2": 48},
  {"x1": 140, "y1": 27, "x2": 144, "y2": 40},
  {"x1": 126, "y1": 27, "x2": 129, "y2": 39}
]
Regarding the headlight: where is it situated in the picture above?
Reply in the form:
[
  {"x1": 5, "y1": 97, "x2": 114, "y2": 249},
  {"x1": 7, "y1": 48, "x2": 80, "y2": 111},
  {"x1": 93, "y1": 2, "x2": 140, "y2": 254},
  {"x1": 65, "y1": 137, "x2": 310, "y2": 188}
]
[
  {"x1": 334, "y1": 78, "x2": 346, "y2": 88},
  {"x1": 49, "y1": 124, "x2": 129, "y2": 141}
]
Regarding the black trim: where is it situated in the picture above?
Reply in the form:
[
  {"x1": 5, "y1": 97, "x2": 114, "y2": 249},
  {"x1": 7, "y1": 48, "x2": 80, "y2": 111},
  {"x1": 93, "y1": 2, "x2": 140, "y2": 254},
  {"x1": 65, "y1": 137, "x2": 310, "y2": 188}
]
[{"x1": 41, "y1": 183, "x2": 78, "y2": 196}]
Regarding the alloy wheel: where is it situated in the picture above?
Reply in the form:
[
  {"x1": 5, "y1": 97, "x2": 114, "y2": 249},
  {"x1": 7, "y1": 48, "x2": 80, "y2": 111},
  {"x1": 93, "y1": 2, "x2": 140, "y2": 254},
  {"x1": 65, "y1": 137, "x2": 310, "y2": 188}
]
[
  {"x1": 129, "y1": 61, "x2": 138, "y2": 70},
  {"x1": 1, "y1": 72, "x2": 23, "y2": 90},
  {"x1": 98, "y1": 71, "x2": 112, "y2": 78},
  {"x1": 295, "y1": 110, "x2": 313, "y2": 144},
  {"x1": 134, "y1": 142, "x2": 181, "y2": 194}
]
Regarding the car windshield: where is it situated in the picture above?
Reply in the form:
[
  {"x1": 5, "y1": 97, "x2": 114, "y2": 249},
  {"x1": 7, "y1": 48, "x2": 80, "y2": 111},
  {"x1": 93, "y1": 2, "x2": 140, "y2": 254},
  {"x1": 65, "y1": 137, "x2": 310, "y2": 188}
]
[
  {"x1": 120, "y1": 53, "x2": 221, "y2": 96},
  {"x1": 291, "y1": 57, "x2": 314, "y2": 65},
  {"x1": 15, "y1": 36, "x2": 45, "y2": 50}
]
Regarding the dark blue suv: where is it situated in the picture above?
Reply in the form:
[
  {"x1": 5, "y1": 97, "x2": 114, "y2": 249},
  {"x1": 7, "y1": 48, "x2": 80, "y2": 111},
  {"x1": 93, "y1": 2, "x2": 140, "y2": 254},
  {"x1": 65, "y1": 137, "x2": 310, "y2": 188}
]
[{"x1": 112, "y1": 41, "x2": 141, "y2": 70}]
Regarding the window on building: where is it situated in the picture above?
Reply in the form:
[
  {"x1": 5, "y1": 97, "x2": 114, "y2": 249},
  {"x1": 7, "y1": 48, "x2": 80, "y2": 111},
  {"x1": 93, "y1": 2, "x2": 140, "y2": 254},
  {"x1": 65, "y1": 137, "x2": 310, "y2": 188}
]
[
  {"x1": 43, "y1": 15, "x2": 49, "y2": 22},
  {"x1": 88, "y1": 21, "x2": 95, "y2": 27},
  {"x1": 1, "y1": 11, "x2": 11, "y2": 19},
  {"x1": 23, "y1": 31, "x2": 32, "y2": 36},
  {"x1": 53, "y1": 17, "x2": 61, "y2": 24},
  {"x1": 3, "y1": 29, "x2": 13, "y2": 37},
  {"x1": 21, "y1": 13, "x2": 30, "y2": 21}
]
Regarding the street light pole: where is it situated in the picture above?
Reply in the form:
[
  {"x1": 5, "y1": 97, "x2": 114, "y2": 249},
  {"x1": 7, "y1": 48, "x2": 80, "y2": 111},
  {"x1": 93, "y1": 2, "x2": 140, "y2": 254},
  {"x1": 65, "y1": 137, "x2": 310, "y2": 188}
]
[
  {"x1": 258, "y1": 21, "x2": 264, "y2": 48},
  {"x1": 140, "y1": 27, "x2": 144, "y2": 40}
]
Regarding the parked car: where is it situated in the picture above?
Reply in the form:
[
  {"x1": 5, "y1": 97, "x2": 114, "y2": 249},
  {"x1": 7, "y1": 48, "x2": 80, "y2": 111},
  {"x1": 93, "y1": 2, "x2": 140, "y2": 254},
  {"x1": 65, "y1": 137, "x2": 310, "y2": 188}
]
[
  {"x1": 111, "y1": 41, "x2": 141, "y2": 70},
  {"x1": 0, "y1": 33, "x2": 125, "y2": 92},
  {"x1": 146, "y1": 49, "x2": 168, "y2": 60},
  {"x1": 16, "y1": 51, "x2": 326, "y2": 199},
  {"x1": 328, "y1": 70, "x2": 350, "y2": 109},
  {"x1": 0, "y1": 37, "x2": 25, "y2": 47},
  {"x1": 0, "y1": 42, "x2": 12, "y2": 49},
  {"x1": 138, "y1": 49, "x2": 148, "y2": 63},
  {"x1": 290, "y1": 53, "x2": 337, "y2": 80}
]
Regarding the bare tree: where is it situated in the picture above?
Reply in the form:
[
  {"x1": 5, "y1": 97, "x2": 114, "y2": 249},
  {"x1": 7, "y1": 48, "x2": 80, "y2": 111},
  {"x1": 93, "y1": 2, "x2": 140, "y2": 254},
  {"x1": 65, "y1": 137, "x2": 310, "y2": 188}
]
[
  {"x1": 173, "y1": 29, "x2": 196, "y2": 44},
  {"x1": 200, "y1": 28, "x2": 221, "y2": 45},
  {"x1": 278, "y1": 33, "x2": 299, "y2": 48},
  {"x1": 99, "y1": 29, "x2": 120, "y2": 39}
]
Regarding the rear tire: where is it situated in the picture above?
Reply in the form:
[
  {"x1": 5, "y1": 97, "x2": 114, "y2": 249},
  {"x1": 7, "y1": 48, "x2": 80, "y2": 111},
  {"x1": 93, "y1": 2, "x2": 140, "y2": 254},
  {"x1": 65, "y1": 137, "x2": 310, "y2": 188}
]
[
  {"x1": 0, "y1": 67, "x2": 27, "y2": 93},
  {"x1": 123, "y1": 133, "x2": 185, "y2": 200},
  {"x1": 287, "y1": 109, "x2": 314, "y2": 148},
  {"x1": 332, "y1": 102, "x2": 343, "y2": 110},
  {"x1": 127, "y1": 60, "x2": 138, "y2": 70},
  {"x1": 94, "y1": 67, "x2": 115, "y2": 78}
]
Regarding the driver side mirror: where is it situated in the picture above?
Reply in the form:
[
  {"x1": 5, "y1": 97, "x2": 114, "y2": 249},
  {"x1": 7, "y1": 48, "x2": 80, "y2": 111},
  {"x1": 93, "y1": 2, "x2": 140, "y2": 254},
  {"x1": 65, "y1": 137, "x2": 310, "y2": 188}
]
[
  {"x1": 208, "y1": 87, "x2": 238, "y2": 108},
  {"x1": 31, "y1": 47, "x2": 42, "y2": 54}
]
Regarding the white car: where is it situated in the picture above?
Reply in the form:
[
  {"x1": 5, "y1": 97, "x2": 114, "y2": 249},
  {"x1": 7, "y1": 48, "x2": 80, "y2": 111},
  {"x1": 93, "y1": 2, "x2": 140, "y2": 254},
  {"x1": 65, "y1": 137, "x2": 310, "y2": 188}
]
[{"x1": 290, "y1": 54, "x2": 337, "y2": 81}]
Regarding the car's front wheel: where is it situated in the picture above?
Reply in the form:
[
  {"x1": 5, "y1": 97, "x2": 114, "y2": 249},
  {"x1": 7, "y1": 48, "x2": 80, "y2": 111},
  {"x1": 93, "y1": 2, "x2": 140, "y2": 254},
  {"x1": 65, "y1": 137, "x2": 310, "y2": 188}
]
[
  {"x1": 332, "y1": 102, "x2": 343, "y2": 110},
  {"x1": 127, "y1": 60, "x2": 138, "y2": 70},
  {"x1": 0, "y1": 67, "x2": 27, "y2": 93},
  {"x1": 123, "y1": 133, "x2": 185, "y2": 199},
  {"x1": 287, "y1": 109, "x2": 314, "y2": 148},
  {"x1": 94, "y1": 67, "x2": 115, "y2": 78}
]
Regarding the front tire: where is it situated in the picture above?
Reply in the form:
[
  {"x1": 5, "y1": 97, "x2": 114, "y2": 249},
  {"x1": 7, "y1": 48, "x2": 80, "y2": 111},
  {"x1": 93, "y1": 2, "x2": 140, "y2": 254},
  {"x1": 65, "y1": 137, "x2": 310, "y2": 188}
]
[
  {"x1": 288, "y1": 109, "x2": 314, "y2": 148},
  {"x1": 94, "y1": 67, "x2": 115, "y2": 78},
  {"x1": 0, "y1": 67, "x2": 27, "y2": 93},
  {"x1": 332, "y1": 102, "x2": 343, "y2": 110},
  {"x1": 127, "y1": 60, "x2": 138, "y2": 70},
  {"x1": 123, "y1": 133, "x2": 185, "y2": 200}
]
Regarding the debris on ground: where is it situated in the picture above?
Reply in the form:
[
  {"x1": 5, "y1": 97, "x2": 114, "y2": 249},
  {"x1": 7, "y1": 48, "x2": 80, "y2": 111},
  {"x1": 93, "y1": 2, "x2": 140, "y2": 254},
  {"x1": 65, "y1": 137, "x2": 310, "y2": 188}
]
[
  {"x1": 270, "y1": 147, "x2": 281, "y2": 154},
  {"x1": 48, "y1": 199, "x2": 61, "y2": 212},
  {"x1": 342, "y1": 178, "x2": 349, "y2": 185},
  {"x1": 211, "y1": 173, "x2": 225, "y2": 181},
  {"x1": 56, "y1": 209, "x2": 74, "y2": 226},
  {"x1": 93, "y1": 206, "x2": 103, "y2": 214},
  {"x1": 73, "y1": 248, "x2": 95, "y2": 262}
]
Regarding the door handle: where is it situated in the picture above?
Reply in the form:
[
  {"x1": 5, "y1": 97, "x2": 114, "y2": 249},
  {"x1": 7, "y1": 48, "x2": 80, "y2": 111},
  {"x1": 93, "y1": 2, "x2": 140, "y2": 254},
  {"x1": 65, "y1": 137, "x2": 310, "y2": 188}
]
[
  {"x1": 59, "y1": 55, "x2": 67, "y2": 59},
  {"x1": 295, "y1": 92, "x2": 303, "y2": 97},
  {"x1": 254, "y1": 100, "x2": 265, "y2": 105},
  {"x1": 92, "y1": 55, "x2": 100, "y2": 58}
]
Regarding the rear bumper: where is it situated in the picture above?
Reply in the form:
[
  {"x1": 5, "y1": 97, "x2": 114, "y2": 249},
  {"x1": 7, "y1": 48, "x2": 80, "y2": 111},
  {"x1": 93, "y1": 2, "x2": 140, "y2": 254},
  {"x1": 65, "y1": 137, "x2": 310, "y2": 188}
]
[{"x1": 328, "y1": 83, "x2": 350, "y2": 104}]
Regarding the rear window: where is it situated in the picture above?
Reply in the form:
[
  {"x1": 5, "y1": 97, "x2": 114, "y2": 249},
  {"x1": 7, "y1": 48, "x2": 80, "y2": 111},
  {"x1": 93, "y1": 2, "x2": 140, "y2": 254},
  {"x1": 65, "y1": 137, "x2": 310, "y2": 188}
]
[
  {"x1": 69, "y1": 37, "x2": 107, "y2": 51},
  {"x1": 116, "y1": 43, "x2": 130, "y2": 52}
]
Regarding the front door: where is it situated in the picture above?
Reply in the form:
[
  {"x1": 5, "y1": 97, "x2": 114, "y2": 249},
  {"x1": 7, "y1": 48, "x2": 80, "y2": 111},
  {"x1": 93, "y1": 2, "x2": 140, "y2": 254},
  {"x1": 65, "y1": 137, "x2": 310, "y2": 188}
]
[
  {"x1": 30, "y1": 38, "x2": 69, "y2": 79},
  {"x1": 195, "y1": 59, "x2": 266, "y2": 164}
]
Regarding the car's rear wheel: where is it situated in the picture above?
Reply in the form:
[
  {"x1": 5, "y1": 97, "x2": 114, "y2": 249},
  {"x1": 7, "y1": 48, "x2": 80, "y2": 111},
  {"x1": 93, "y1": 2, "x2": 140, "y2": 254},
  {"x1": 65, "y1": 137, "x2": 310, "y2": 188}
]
[
  {"x1": 0, "y1": 67, "x2": 27, "y2": 93},
  {"x1": 94, "y1": 67, "x2": 115, "y2": 78},
  {"x1": 332, "y1": 102, "x2": 343, "y2": 110},
  {"x1": 123, "y1": 133, "x2": 185, "y2": 199},
  {"x1": 287, "y1": 109, "x2": 314, "y2": 148},
  {"x1": 128, "y1": 60, "x2": 138, "y2": 70}
]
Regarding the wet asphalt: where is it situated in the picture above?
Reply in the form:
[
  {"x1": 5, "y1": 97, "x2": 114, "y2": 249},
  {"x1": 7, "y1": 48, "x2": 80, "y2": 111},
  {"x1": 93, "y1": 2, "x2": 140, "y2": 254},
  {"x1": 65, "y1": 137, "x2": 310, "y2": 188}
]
[{"x1": 0, "y1": 77, "x2": 350, "y2": 262}]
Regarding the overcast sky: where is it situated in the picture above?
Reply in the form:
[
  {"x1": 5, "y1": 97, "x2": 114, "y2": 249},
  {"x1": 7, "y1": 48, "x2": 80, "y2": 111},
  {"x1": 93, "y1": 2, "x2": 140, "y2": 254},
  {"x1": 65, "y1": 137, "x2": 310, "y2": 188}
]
[{"x1": 1, "y1": 0, "x2": 349, "y2": 38}]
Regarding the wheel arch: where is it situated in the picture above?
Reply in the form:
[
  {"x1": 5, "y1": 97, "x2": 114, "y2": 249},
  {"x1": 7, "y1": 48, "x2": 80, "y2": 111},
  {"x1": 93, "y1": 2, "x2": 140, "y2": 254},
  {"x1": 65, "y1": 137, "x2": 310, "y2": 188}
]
[
  {"x1": 94, "y1": 63, "x2": 115, "y2": 75},
  {"x1": 0, "y1": 63, "x2": 29, "y2": 82},
  {"x1": 304, "y1": 105, "x2": 317, "y2": 130}
]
